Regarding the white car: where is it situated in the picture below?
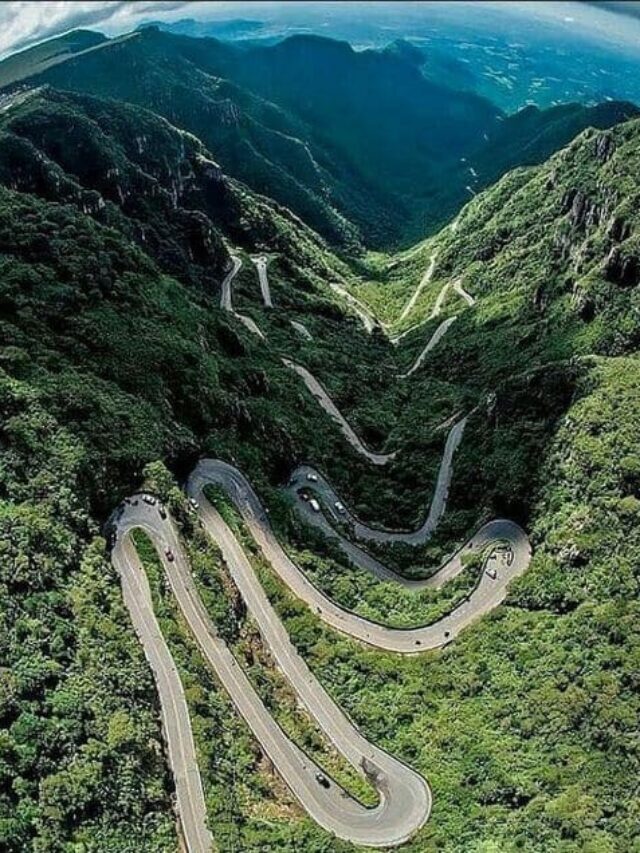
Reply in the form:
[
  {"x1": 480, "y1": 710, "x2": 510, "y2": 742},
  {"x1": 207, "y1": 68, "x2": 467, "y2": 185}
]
[
  {"x1": 309, "y1": 498, "x2": 321, "y2": 513},
  {"x1": 188, "y1": 497, "x2": 199, "y2": 511},
  {"x1": 334, "y1": 501, "x2": 345, "y2": 514},
  {"x1": 143, "y1": 495, "x2": 156, "y2": 506},
  {"x1": 485, "y1": 566, "x2": 498, "y2": 580},
  {"x1": 306, "y1": 473, "x2": 318, "y2": 482}
]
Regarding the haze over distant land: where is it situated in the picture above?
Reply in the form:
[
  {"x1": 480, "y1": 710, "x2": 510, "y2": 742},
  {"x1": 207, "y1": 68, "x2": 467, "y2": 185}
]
[{"x1": 3, "y1": 1, "x2": 640, "y2": 109}]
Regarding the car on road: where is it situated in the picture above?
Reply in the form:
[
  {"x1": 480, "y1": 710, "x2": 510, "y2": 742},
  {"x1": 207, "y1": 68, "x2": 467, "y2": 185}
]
[
  {"x1": 315, "y1": 772, "x2": 330, "y2": 789},
  {"x1": 158, "y1": 504, "x2": 167, "y2": 519},
  {"x1": 334, "y1": 501, "x2": 345, "y2": 514},
  {"x1": 485, "y1": 566, "x2": 497, "y2": 580},
  {"x1": 188, "y1": 497, "x2": 199, "y2": 511},
  {"x1": 306, "y1": 473, "x2": 318, "y2": 482},
  {"x1": 165, "y1": 548, "x2": 175, "y2": 562},
  {"x1": 309, "y1": 498, "x2": 321, "y2": 513},
  {"x1": 143, "y1": 495, "x2": 156, "y2": 506}
]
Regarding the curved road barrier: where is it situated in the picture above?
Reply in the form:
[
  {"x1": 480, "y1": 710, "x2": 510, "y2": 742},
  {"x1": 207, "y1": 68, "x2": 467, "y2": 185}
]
[
  {"x1": 113, "y1": 498, "x2": 431, "y2": 850},
  {"x1": 282, "y1": 358, "x2": 397, "y2": 465}
]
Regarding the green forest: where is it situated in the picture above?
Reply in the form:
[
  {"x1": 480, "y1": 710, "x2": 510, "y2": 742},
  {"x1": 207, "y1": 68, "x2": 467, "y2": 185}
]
[{"x1": 0, "y1": 19, "x2": 638, "y2": 853}]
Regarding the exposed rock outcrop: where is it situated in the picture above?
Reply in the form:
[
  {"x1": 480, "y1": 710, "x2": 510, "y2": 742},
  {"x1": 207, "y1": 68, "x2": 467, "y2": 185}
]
[{"x1": 604, "y1": 246, "x2": 640, "y2": 287}]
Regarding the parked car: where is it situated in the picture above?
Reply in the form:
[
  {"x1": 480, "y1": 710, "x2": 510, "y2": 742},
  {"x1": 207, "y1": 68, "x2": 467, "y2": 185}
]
[
  {"x1": 188, "y1": 497, "x2": 199, "y2": 511},
  {"x1": 306, "y1": 472, "x2": 318, "y2": 482},
  {"x1": 143, "y1": 495, "x2": 156, "y2": 506},
  {"x1": 334, "y1": 501, "x2": 345, "y2": 514},
  {"x1": 486, "y1": 566, "x2": 498, "y2": 580},
  {"x1": 165, "y1": 548, "x2": 175, "y2": 562},
  {"x1": 158, "y1": 504, "x2": 167, "y2": 520},
  {"x1": 309, "y1": 498, "x2": 321, "y2": 513}
]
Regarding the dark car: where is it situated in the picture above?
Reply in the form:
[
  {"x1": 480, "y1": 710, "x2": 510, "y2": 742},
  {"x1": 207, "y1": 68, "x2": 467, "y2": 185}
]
[
  {"x1": 165, "y1": 548, "x2": 175, "y2": 563},
  {"x1": 315, "y1": 772, "x2": 330, "y2": 789}
]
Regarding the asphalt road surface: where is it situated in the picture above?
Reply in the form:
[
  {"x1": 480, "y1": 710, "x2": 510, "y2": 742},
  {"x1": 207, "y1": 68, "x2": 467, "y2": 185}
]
[
  {"x1": 190, "y1": 460, "x2": 532, "y2": 654},
  {"x1": 112, "y1": 451, "x2": 531, "y2": 848},
  {"x1": 288, "y1": 416, "x2": 467, "y2": 549},
  {"x1": 329, "y1": 281, "x2": 380, "y2": 333},
  {"x1": 396, "y1": 251, "x2": 438, "y2": 324},
  {"x1": 111, "y1": 515, "x2": 213, "y2": 853},
  {"x1": 219, "y1": 254, "x2": 265, "y2": 339},
  {"x1": 452, "y1": 278, "x2": 476, "y2": 306},
  {"x1": 113, "y1": 497, "x2": 431, "y2": 849},
  {"x1": 291, "y1": 319, "x2": 313, "y2": 340},
  {"x1": 282, "y1": 358, "x2": 397, "y2": 465},
  {"x1": 251, "y1": 254, "x2": 273, "y2": 307},
  {"x1": 396, "y1": 316, "x2": 458, "y2": 378},
  {"x1": 112, "y1": 237, "x2": 529, "y2": 850}
]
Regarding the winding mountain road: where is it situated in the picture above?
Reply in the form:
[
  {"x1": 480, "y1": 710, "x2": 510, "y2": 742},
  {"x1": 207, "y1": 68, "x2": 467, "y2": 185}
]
[
  {"x1": 251, "y1": 254, "x2": 273, "y2": 307},
  {"x1": 291, "y1": 319, "x2": 313, "y2": 340},
  {"x1": 289, "y1": 416, "x2": 467, "y2": 551},
  {"x1": 112, "y1": 235, "x2": 529, "y2": 851},
  {"x1": 189, "y1": 460, "x2": 531, "y2": 653},
  {"x1": 396, "y1": 251, "x2": 438, "y2": 324},
  {"x1": 396, "y1": 316, "x2": 458, "y2": 378},
  {"x1": 452, "y1": 278, "x2": 476, "y2": 306},
  {"x1": 282, "y1": 358, "x2": 397, "y2": 465},
  {"x1": 329, "y1": 282, "x2": 380, "y2": 333},
  {"x1": 113, "y1": 496, "x2": 431, "y2": 850},
  {"x1": 112, "y1": 517, "x2": 213, "y2": 853},
  {"x1": 219, "y1": 254, "x2": 265, "y2": 339}
]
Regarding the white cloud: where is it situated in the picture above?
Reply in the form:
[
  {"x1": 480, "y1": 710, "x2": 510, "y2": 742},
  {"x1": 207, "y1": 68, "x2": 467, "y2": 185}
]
[{"x1": 0, "y1": 1, "x2": 191, "y2": 59}]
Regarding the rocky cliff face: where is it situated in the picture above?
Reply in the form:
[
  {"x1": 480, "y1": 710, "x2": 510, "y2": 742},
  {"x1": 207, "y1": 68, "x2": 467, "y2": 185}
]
[
  {"x1": 410, "y1": 120, "x2": 640, "y2": 364},
  {"x1": 0, "y1": 88, "x2": 346, "y2": 294},
  {"x1": 0, "y1": 89, "x2": 232, "y2": 288}
]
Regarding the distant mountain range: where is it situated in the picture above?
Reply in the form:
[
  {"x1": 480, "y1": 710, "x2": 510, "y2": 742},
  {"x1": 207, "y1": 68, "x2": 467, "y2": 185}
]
[{"x1": 1, "y1": 26, "x2": 636, "y2": 249}]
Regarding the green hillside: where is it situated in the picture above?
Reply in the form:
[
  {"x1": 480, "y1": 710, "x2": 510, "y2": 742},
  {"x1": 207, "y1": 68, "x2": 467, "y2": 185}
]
[
  {"x1": 2, "y1": 27, "x2": 635, "y2": 249},
  {"x1": 0, "y1": 29, "x2": 638, "y2": 853}
]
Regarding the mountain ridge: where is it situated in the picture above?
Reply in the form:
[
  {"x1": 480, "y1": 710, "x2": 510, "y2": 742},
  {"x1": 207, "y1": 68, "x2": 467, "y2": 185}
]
[{"x1": 2, "y1": 26, "x2": 636, "y2": 249}]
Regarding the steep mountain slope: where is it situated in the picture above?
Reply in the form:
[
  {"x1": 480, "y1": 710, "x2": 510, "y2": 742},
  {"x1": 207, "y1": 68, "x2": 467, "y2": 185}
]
[
  {"x1": 0, "y1": 87, "x2": 349, "y2": 291},
  {"x1": 15, "y1": 28, "x2": 401, "y2": 249},
  {"x1": 0, "y1": 175, "x2": 389, "y2": 852},
  {"x1": 2, "y1": 27, "x2": 634, "y2": 248},
  {"x1": 0, "y1": 49, "x2": 639, "y2": 853},
  {"x1": 421, "y1": 98, "x2": 639, "y2": 235},
  {"x1": 0, "y1": 29, "x2": 108, "y2": 87},
  {"x1": 275, "y1": 120, "x2": 640, "y2": 852}
]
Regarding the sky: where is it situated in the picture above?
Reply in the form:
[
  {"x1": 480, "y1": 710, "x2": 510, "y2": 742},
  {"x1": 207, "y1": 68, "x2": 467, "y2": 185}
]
[
  {"x1": 0, "y1": 1, "x2": 189, "y2": 57},
  {"x1": 3, "y1": 1, "x2": 640, "y2": 60}
]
